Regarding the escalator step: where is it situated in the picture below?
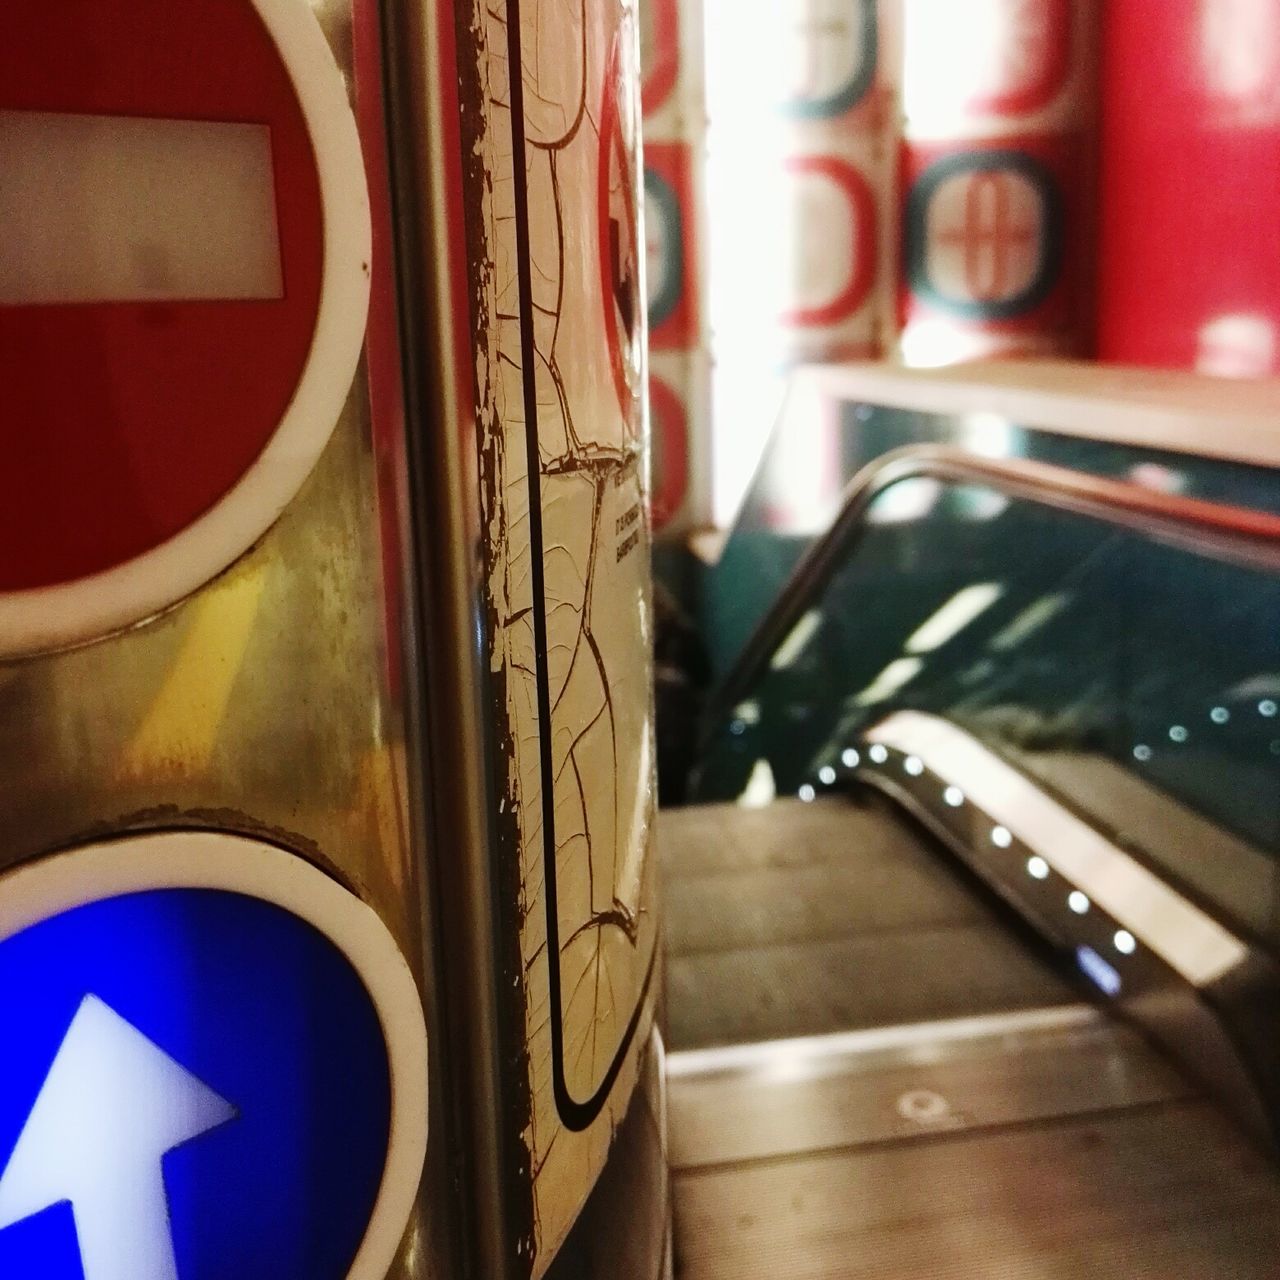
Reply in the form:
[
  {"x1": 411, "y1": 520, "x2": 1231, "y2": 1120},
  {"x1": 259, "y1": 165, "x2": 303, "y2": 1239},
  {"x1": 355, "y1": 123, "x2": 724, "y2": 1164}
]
[{"x1": 660, "y1": 800, "x2": 1074, "y2": 1051}]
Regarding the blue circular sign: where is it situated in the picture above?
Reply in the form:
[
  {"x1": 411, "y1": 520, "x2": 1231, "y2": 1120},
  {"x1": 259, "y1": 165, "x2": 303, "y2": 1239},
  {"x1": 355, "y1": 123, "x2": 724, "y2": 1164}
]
[{"x1": 0, "y1": 878, "x2": 399, "y2": 1280}]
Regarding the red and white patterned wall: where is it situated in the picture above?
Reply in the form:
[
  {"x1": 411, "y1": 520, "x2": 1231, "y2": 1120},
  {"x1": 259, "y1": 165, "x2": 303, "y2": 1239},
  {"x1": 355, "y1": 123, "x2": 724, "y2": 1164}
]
[
  {"x1": 776, "y1": 0, "x2": 897, "y2": 366},
  {"x1": 641, "y1": 0, "x2": 709, "y2": 536},
  {"x1": 643, "y1": 0, "x2": 1280, "y2": 531},
  {"x1": 899, "y1": 0, "x2": 1096, "y2": 365}
]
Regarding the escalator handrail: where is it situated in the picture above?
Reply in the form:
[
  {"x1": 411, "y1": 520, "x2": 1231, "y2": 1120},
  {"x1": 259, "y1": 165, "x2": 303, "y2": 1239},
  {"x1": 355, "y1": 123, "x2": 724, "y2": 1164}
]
[{"x1": 704, "y1": 443, "x2": 1280, "y2": 738}]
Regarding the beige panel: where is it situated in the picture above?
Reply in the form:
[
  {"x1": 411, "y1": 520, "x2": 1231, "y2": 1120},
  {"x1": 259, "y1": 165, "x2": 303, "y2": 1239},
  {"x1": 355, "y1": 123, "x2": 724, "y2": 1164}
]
[{"x1": 465, "y1": 0, "x2": 661, "y2": 1269}]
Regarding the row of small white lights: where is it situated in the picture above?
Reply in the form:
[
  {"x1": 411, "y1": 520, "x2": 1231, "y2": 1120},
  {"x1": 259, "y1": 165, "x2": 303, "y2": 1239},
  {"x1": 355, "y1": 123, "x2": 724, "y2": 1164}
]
[
  {"x1": 1133, "y1": 699, "x2": 1278, "y2": 761},
  {"x1": 799, "y1": 744, "x2": 876, "y2": 800},
  {"x1": 989, "y1": 819, "x2": 1138, "y2": 958},
  {"x1": 799, "y1": 744, "x2": 875, "y2": 799},
  {"x1": 816, "y1": 743, "x2": 1139, "y2": 962}
]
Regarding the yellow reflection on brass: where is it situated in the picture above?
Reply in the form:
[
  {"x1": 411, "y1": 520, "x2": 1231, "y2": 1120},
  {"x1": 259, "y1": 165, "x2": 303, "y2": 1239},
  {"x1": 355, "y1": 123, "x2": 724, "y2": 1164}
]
[{"x1": 119, "y1": 562, "x2": 272, "y2": 780}]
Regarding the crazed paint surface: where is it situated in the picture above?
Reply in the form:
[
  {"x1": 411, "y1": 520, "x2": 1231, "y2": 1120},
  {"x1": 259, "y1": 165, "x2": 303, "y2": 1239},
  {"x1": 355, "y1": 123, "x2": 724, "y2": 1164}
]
[{"x1": 460, "y1": 0, "x2": 659, "y2": 1270}]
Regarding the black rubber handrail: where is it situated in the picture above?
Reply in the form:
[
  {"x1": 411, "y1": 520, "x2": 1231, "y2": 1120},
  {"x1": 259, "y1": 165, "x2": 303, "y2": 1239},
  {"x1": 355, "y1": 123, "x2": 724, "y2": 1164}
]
[{"x1": 703, "y1": 444, "x2": 1280, "y2": 740}]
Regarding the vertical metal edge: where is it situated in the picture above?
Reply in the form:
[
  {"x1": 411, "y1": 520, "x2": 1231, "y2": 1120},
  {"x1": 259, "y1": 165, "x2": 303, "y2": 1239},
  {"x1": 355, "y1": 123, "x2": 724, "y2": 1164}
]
[{"x1": 379, "y1": 2, "x2": 519, "y2": 1277}]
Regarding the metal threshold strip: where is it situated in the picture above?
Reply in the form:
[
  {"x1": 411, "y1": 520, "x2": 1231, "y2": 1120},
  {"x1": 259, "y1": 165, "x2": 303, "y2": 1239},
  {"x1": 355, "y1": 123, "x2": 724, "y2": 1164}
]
[
  {"x1": 667, "y1": 1002, "x2": 1100, "y2": 1081},
  {"x1": 667, "y1": 1001, "x2": 1192, "y2": 1172}
]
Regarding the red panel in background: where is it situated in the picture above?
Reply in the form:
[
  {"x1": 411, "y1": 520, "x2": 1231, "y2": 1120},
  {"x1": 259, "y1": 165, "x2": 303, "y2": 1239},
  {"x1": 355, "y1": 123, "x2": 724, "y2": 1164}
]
[
  {"x1": 1098, "y1": 0, "x2": 1280, "y2": 375},
  {"x1": 782, "y1": 154, "x2": 878, "y2": 330},
  {"x1": 781, "y1": 0, "x2": 880, "y2": 121},
  {"x1": 965, "y1": 0, "x2": 1072, "y2": 117},
  {"x1": 901, "y1": 133, "x2": 1089, "y2": 348},
  {"x1": 641, "y1": 0, "x2": 679, "y2": 117},
  {"x1": 647, "y1": 376, "x2": 689, "y2": 531},
  {"x1": 645, "y1": 142, "x2": 699, "y2": 350}
]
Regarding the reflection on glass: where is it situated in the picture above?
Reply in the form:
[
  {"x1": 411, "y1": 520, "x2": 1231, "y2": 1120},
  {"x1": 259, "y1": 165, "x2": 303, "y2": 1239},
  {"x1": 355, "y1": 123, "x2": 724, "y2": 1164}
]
[{"x1": 696, "y1": 466, "x2": 1280, "y2": 950}]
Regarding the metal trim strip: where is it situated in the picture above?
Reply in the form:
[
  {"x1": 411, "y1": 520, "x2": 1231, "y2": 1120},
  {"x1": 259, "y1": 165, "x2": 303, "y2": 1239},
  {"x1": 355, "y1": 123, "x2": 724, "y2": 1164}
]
[{"x1": 868, "y1": 711, "x2": 1249, "y2": 986}]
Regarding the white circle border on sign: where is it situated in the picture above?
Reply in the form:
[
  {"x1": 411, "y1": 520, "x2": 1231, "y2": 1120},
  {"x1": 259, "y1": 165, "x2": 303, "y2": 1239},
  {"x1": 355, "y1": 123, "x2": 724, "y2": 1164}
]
[
  {"x1": 0, "y1": 0, "x2": 373, "y2": 658},
  {"x1": 0, "y1": 831, "x2": 429, "y2": 1280}
]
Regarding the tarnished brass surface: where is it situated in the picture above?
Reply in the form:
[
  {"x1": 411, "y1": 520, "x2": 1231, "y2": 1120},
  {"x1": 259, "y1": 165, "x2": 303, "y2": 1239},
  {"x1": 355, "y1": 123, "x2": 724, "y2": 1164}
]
[
  {"x1": 1, "y1": 0, "x2": 669, "y2": 1274},
  {"x1": 0, "y1": 2, "x2": 442, "y2": 1274},
  {"x1": 0, "y1": 405, "x2": 411, "y2": 907}
]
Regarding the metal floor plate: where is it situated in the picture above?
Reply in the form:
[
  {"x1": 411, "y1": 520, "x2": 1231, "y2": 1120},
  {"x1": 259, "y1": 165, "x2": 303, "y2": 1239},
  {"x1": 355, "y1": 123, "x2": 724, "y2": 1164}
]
[
  {"x1": 668, "y1": 1005, "x2": 1189, "y2": 1169},
  {"x1": 673, "y1": 1099, "x2": 1280, "y2": 1279}
]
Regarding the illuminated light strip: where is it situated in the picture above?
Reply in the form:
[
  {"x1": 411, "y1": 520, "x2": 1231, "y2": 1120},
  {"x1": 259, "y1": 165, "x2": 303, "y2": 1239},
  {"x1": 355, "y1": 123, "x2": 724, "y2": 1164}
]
[
  {"x1": 867, "y1": 711, "x2": 1249, "y2": 986},
  {"x1": 770, "y1": 609, "x2": 823, "y2": 670},
  {"x1": 989, "y1": 591, "x2": 1070, "y2": 652},
  {"x1": 905, "y1": 582, "x2": 1003, "y2": 654},
  {"x1": 667, "y1": 1003, "x2": 1100, "y2": 1080},
  {"x1": 1077, "y1": 945, "x2": 1122, "y2": 997}
]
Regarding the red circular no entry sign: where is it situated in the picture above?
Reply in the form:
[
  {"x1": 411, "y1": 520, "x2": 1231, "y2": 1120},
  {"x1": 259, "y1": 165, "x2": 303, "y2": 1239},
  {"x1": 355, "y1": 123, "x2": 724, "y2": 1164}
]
[{"x1": 0, "y1": 0, "x2": 371, "y2": 654}]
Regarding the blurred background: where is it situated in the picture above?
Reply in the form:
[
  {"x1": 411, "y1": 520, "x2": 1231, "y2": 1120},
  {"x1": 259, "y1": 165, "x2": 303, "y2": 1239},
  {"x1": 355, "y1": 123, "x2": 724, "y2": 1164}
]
[{"x1": 640, "y1": 0, "x2": 1280, "y2": 800}]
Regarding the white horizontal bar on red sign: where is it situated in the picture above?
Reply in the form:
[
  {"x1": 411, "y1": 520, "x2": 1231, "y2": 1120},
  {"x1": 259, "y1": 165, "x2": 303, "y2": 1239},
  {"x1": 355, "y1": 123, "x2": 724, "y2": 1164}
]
[{"x1": 0, "y1": 109, "x2": 283, "y2": 306}]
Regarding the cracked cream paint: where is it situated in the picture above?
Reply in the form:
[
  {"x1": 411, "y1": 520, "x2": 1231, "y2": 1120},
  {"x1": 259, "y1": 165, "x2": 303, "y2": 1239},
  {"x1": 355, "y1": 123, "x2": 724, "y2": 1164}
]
[{"x1": 468, "y1": 0, "x2": 659, "y2": 1270}]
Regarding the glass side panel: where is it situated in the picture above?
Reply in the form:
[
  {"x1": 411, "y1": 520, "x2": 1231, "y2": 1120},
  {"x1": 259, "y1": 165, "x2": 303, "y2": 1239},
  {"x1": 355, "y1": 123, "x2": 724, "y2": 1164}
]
[
  {"x1": 694, "y1": 474, "x2": 1280, "y2": 951},
  {"x1": 706, "y1": 394, "x2": 1280, "y2": 681}
]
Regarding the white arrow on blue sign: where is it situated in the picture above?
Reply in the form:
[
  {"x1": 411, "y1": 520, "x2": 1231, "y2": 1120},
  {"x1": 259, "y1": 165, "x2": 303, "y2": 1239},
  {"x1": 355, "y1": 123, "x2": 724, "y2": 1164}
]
[
  {"x1": 0, "y1": 877, "x2": 400, "y2": 1280},
  {"x1": 0, "y1": 996, "x2": 237, "y2": 1280}
]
